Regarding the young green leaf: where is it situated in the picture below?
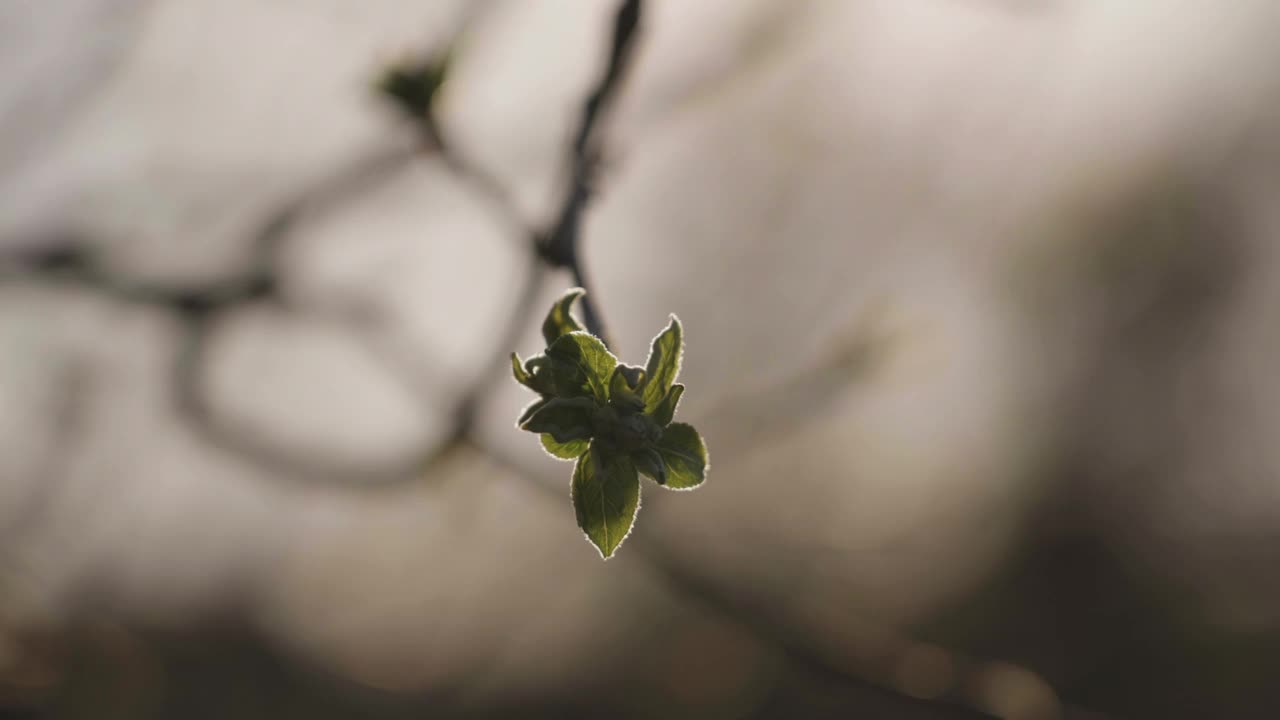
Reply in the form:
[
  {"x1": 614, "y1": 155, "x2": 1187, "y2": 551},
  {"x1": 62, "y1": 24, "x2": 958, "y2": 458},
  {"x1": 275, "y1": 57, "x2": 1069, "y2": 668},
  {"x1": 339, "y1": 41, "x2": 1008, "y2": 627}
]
[
  {"x1": 548, "y1": 331, "x2": 617, "y2": 402},
  {"x1": 512, "y1": 352, "x2": 532, "y2": 386},
  {"x1": 517, "y1": 355, "x2": 560, "y2": 397},
  {"x1": 572, "y1": 445, "x2": 641, "y2": 558},
  {"x1": 541, "y1": 434, "x2": 590, "y2": 460},
  {"x1": 608, "y1": 365, "x2": 646, "y2": 413},
  {"x1": 617, "y1": 364, "x2": 645, "y2": 389},
  {"x1": 517, "y1": 398, "x2": 550, "y2": 426},
  {"x1": 520, "y1": 397, "x2": 596, "y2": 443},
  {"x1": 641, "y1": 315, "x2": 682, "y2": 412},
  {"x1": 650, "y1": 383, "x2": 684, "y2": 427},
  {"x1": 655, "y1": 422, "x2": 707, "y2": 490},
  {"x1": 525, "y1": 353, "x2": 591, "y2": 399},
  {"x1": 633, "y1": 447, "x2": 667, "y2": 485},
  {"x1": 542, "y1": 287, "x2": 586, "y2": 345}
]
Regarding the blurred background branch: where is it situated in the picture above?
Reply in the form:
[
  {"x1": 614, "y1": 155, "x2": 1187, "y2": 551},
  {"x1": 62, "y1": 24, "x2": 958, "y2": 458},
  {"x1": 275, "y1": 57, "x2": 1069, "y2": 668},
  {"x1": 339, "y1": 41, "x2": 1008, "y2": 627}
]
[
  {"x1": 0, "y1": 2, "x2": 1034, "y2": 718},
  {"x1": 3, "y1": 0, "x2": 1280, "y2": 718},
  {"x1": 0, "y1": 3, "x2": 1016, "y2": 718}
]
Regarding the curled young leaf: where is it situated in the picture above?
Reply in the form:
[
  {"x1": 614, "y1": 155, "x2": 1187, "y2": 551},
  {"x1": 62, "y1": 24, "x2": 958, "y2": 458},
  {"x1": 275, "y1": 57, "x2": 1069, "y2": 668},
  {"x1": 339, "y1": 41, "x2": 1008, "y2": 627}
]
[
  {"x1": 525, "y1": 353, "x2": 591, "y2": 399},
  {"x1": 633, "y1": 446, "x2": 667, "y2": 485},
  {"x1": 517, "y1": 397, "x2": 550, "y2": 427},
  {"x1": 572, "y1": 445, "x2": 641, "y2": 558},
  {"x1": 641, "y1": 315, "x2": 682, "y2": 412},
  {"x1": 655, "y1": 422, "x2": 707, "y2": 490},
  {"x1": 512, "y1": 352, "x2": 532, "y2": 386},
  {"x1": 609, "y1": 364, "x2": 646, "y2": 413},
  {"x1": 520, "y1": 397, "x2": 596, "y2": 444},
  {"x1": 541, "y1": 434, "x2": 590, "y2": 460},
  {"x1": 649, "y1": 383, "x2": 684, "y2": 427},
  {"x1": 516, "y1": 354, "x2": 559, "y2": 397},
  {"x1": 548, "y1": 331, "x2": 617, "y2": 402},
  {"x1": 542, "y1": 287, "x2": 586, "y2": 345},
  {"x1": 617, "y1": 364, "x2": 646, "y2": 389}
]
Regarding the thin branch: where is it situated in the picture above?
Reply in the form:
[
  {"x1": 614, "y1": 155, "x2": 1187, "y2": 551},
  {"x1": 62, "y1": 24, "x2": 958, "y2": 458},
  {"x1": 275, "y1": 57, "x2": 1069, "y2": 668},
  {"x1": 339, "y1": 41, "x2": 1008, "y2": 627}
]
[
  {"x1": 421, "y1": 0, "x2": 648, "y2": 453},
  {"x1": 168, "y1": 313, "x2": 448, "y2": 488},
  {"x1": 0, "y1": 144, "x2": 414, "y2": 314},
  {"x1": 535, "y1": 0, "x2": 644, "y2": 349},
  {"x1": 0, "y1": 4, "x2": 1058, "y2": 716},
  {"x1": 0, "y1": 0, "x2": 644, "y2": 487}
]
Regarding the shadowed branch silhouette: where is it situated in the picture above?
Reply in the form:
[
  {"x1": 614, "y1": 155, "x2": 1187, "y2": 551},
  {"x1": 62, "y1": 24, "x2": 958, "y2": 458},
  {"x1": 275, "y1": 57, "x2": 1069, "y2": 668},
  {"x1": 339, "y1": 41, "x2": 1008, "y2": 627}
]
[{"x1": 0, "y1": 2, "x2": 1083, "y2": 717}]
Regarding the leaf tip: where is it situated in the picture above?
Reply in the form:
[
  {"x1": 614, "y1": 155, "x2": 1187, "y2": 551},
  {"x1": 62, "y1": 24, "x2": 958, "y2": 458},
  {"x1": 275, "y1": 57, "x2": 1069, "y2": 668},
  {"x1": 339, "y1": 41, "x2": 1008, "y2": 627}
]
[
  {"x1": 587, "y1": 493, "x2": 641, "y2": 560},
  {"x1": 543, "y1": 288, "x2": 590, "y2": 345}
]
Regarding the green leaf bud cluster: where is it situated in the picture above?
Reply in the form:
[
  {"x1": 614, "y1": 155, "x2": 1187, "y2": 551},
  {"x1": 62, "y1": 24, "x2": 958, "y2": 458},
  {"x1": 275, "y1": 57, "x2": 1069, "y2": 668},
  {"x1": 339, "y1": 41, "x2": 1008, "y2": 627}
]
[{"x1": 512, "y1": 289, "x2": 708, "y2": 558}]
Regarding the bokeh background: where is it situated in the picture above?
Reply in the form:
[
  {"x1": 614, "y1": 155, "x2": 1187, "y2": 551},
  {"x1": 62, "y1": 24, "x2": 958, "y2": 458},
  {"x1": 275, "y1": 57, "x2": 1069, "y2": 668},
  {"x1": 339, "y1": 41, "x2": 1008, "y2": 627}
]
[{"x1": 3, "y1": 1, "x2": 1280, "y2": 718}]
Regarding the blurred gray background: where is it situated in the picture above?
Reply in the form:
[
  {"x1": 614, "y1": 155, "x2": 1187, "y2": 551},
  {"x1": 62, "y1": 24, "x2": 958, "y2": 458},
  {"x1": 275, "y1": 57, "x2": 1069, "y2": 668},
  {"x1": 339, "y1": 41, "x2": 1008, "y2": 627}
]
[{"x1": 2, "y1": 1, "x2": 1280, "y2": 718}]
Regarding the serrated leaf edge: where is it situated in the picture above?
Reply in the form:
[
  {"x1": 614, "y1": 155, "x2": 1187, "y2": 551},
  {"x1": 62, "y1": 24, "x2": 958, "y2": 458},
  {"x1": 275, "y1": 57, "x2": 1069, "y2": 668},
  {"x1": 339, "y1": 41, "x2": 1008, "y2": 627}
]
[
  {"x1": 571, "y1": 449, "x2": 643, "y2": 560},
  {"x1": 539, "y1": 434, "x2": 589, "y2": 462},
  {"x1": 542, "y1": 287, "x2": 587, "y2": 345},
  {"x1": 548, "y1": 330, "x2": 618, "y2": 401},
  {"x1": 641, "y1": 314, "x2": 684, "y2": 410},
  {"x1": 515, "y1": 397, "x2": 546, "y2": 430},
  {"x1": 657, "y1": 422, "x2": 710, "y2": 493}
]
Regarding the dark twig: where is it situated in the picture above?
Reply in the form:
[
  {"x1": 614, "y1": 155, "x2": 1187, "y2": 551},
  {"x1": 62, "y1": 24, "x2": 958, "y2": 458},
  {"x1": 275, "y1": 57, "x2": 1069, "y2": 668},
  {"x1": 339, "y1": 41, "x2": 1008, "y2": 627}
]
[
  {"x1": 0, "y1": 145, "x2": 413, "y2": 315},
  {"x1": 0, "y1": 3, "x2": 1054, "y2": 716},
  {"x1": 1, "y1": 143, "x2": 449, "y2": 486},
  {"x1": 169, "y1": 313, "x2": 450, "y2": 487},
  {"x1": 444, "y1": 9, "x2": 999, "y2": 715},
  {"x1": 427, "y1": 0, "x2": 645, "y2": 449},
  {"x1": 535, "y1": 0, "x2": 643, "y2": 349},
  {"x1": 0, "y1": 0, "x2": 645, "y2": 486}
]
